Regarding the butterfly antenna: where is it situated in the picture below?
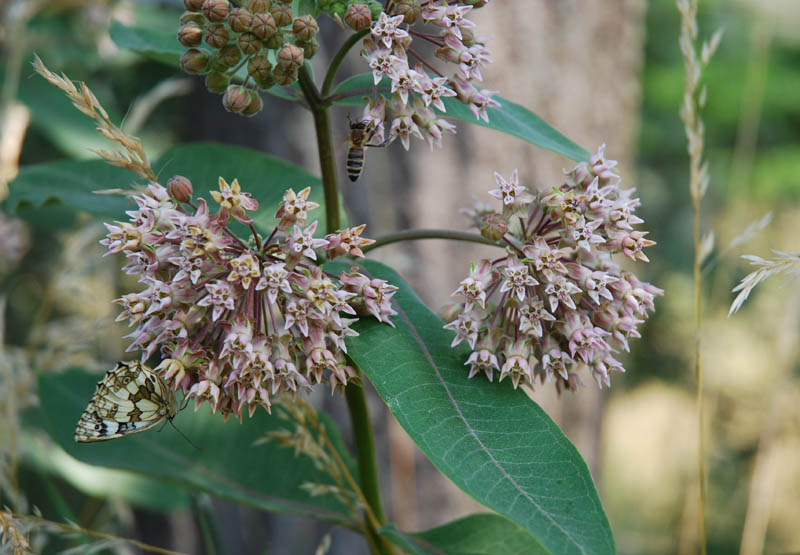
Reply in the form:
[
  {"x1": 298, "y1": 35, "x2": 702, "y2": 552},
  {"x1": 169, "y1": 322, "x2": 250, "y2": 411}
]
[{"x1": 169, "y1": 418, "x2": 203, "y2": 451}]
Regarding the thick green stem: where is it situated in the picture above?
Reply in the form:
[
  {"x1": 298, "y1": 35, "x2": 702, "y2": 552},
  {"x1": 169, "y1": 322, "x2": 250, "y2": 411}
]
[
  {"x1": 298, "y1": 64, "x2": 390, "y2": 554},
  {"x1": 298, "y1": 66, "x2": 341, "y2": 233},
  {"x1": 321, "y1": 29, "x2": 371, "y2": 101},
  {"x1": 364, "y1": 228, "x2": 500, "y2": 253},
  {"x1": 345, "y1": 383, "x2": 392, "y2": 555}
]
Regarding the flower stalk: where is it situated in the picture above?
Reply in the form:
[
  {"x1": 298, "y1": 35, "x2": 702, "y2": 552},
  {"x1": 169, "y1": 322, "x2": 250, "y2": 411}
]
[{"x1": 298, "y1": 63, "x2": 392, "y2": 554}]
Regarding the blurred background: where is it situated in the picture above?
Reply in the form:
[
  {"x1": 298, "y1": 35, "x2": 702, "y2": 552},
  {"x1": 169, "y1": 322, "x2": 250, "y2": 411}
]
[{"x1": 1, "y1": 0, "x2": 799, "y2": 553}]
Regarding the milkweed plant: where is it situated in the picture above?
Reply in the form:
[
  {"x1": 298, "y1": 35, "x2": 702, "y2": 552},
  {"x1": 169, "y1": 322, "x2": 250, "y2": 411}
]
[{"x1": 6, "y1": 0, "x2": 665, "y2": 553}]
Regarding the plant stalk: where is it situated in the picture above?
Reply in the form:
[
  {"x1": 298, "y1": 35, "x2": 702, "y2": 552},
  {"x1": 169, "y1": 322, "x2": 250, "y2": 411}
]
[
  {"x1": 298, "y1": 64, "x2": 390, "y2": 554},
  {"x1": 321, "y1": 29, "x2": 371, "y2": 100},
  {"x1": 363, "y1": 228, "x2": 500, "y2": 253}
]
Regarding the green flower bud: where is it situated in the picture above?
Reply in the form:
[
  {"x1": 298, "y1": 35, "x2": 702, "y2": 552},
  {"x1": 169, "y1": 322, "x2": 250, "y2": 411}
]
[
  {"x1": 331, "y1": 2, "x2": 347, "y2": 17},
  {"x1": 202, "y1": 0, "x2": 229, "y2": 22},
  {"x1": 247, "y1": 0, "x2": 272, "y2": 12},
  {"x1": 184, "y1": 0, "x2": 204, "y2": 10},
  {"x1": 223, "y1": 85, "x2": 251, "y2": 113},
  {"x1": 272, "y1": 63, "x2": 298, "y2": 86},
  {"x1": 291, "y1": 15, "x2": 318, "y2": 42},
  {"x1": 205, "y1": 71, "x2": 230, "y2": 92},
  {"x1": 204, "y1": 23, "x2": 229, "y2": 49},
  {"x1": 276, "y1": 43, "x2": 304, "y2": 71},
  {"x1": 167, "y1": 175, "x2": 194, "y2": 202},
  {"x1": 366, "y1": 0, "x2": 382, "y2": 19},
  {"x1": 180, "y1": 11, "x2": 206, "y2": 25},
  {"x1": 344, "y1": 4, "x2": 371, "y2": 30},
  {"x1": 460, "y1": 28, "x2": 476, "y2": 47},
  {"x1": 178, "y1": 22, "x2": 203, "y2": 47},
  {"x1": 269, "y1": 2, "x2": 293, "y2": 27},
  {"x1": 180, "y1": 48, "x2": 210, "y2": 74},
  {"x1": 263, "y1": 32, "x2": 284, "y2": 50},
  {"x1": 247, "y1": 55, "x2": 273, "y2": 82},
  {"x1": 251, "y1": 12, "x2": 277, "y2": 39},
  {"x1": 229, "y1": 7, "x2": 253, "y2": 32},
  {"x1": 238, "y1": 32, "x2": 262, "y2": 55},
  {"x1": 241, "y1": 91, "x2": 264, "y2": 116},
  {"x1": 390, "y1": 0, "x2": 420, "y2": 24},
  {"x1": 463, "y1": 0, "x2": 487, "y2": 7},
  {"x1": 296, "y1": 38, "x2": 319, "y2": 59},
  {"x1": 218, "y1": 43, "x2": 242, "y2": 67}
]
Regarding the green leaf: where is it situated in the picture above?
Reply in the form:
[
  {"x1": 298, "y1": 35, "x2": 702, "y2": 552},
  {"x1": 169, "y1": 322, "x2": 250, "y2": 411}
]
[
  {"x1": 7, "y1": 143, "x2": 324, "y2": 233},
  {"x1": 329, "y1": 74, "x2": 590, "y2": 162},
  {"x1": 23, "y1": 432, "x2": 191, "y2": 511},
  {"x1": 329, "y1": 259, "x2": 614, "y2": 554},
  {"x1": 37, "y1": 369, "x2": 358, "y2": 524},
  {"x1": 109, "y1": 19, "x2": 184, "y2": 67},
  {"x1": 379, "y1": 514, "x2": 547, "y2": 555}
]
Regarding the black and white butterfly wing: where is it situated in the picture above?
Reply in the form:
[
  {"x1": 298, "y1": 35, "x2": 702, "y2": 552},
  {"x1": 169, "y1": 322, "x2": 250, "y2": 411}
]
[{"x1": 74, "y1": 361, "x2": 177, "y2": 443}]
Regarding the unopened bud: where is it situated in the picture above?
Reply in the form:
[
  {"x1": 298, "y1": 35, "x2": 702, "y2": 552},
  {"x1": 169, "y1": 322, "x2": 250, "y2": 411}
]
[
  {"x1": 463, "y1": 0, "x2": 488, "y2": 7},
  {"x1": 180, "y1": 11, "x2": 206, "y2": 25},
  {"x1": 184, "y1": 0, "x2": 204, "y2": 10},
  {"x1": 204, "y1": 22, "x2": 229, "y2": 48},
  {"x1": 344, "y1": 4, "x2": 371, "y2": 30},
  {"x1": 480, "y1": 213, "x2": 508, "y2": 241},
  {"x1": 202, "y1": 0, "x2": 229, "y2": 21},
  {"x1": 366, "y1": 0, "x2": 383, "y2": 19},
  {"x1": 180, "y1": 48, "x2": 210, "y2": 74},
  {"x1": 247, "y1": 55, "x2": 272, "y2": 81},
  {"x1": 269, "y1": 2, "x2": 293, "y2": 27},
  {"x1": 167, "y1": 175, "x2": 194, "y2": 202},
  {"x1": 238, "y1": 32, "x2": 262, "y2": 55},
  {"x1": 263, "y1": 32, "x2": 284, "y2": 50},
  {"x1": 276, "y1": 43, "x2": 304, "y2": 70},
  {"x1": 292, "y1": 15, "x2": 318, "y2": 42},
  {"x1": 241, "y1": 91, "x2": 264, "y2": 117},
  {"x1": 178, "y1": 22, "x2": 203, "y2": 47},
  {"x1": 296, "y1": 38, "x2": 319, "y2": 59},
  {"x1": 205, "y1": 71, "x2": 230, "y2": 92},
  {"x1": 251, "y1": 12, "x2": 277, "y2": 39},
  {"x1": 223, "y1": 85, "x2": 251, "y2": 113},
  {"x1": 218, "y1": 43, "x2": 242, "y2": 67},
  {"x1": 247, "y1": 0, "x2": 272, "y2": 12},
  {"x1": 390, "y1": 0, "x2": 421, "y2": 24},
  {"x1": 272, "y1": 63, "x2": 298, "y2": 86},
  {"x1": 229, "y1": 7, "x2": 253, "y2": 32},
  {"x1": 460, "y1": 28, "x2": 476, "y2": 46}
]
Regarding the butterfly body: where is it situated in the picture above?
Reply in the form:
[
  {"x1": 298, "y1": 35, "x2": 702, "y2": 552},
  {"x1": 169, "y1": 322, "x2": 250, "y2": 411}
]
[{"x1": 74, "y1": 361, "x2": 177, "y2": 443}]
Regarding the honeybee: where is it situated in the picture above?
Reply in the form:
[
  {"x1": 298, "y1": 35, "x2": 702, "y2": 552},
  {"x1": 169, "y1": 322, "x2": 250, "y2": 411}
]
[{"x1": 346, "y1": 117, "x2": 387, "y2": 182}]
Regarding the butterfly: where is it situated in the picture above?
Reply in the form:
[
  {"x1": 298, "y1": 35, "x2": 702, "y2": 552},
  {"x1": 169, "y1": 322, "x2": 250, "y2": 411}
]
[{"x1": 74, "y1": 361, "x2": 178, "y2": 443}]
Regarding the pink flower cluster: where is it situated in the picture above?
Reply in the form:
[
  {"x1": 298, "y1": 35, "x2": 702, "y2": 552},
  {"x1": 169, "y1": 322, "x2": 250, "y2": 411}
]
[
  {"x1": 360, "y1": 1, "x2": 498, "y2": 150},
  {"x1": 445, "y1": 146, "x2": 662, "y2": 392},
  {"x1": 103, "y1": 178, "x2": 397, "y2": 419}
]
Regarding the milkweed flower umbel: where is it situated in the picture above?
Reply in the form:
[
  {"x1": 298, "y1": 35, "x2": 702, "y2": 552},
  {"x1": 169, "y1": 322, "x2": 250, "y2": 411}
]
[
  {"x1": 445, "y1": 146, "x2": 662, "y2": 392},
  {"x1": 102, "y1": 179, "x2": 395, "y2": 420}
]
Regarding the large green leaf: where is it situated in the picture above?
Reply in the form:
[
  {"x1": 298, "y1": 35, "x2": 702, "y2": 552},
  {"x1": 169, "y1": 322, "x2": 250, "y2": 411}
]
[
  {"x1": 380, "y1": 514, "x2": 547, "y2": 555},
  {"x1": 37, "y1": 369, "x2": 358, "y2": 525},
  {"x1": 7, "y1": 142, "x2": 324, "y2": 233},
  {"x1": 330, "y1": 259, "x2": 614, "y2": 554},
  {"x1": 330, "y1": 74, "x2": 590, "y2": 162}
]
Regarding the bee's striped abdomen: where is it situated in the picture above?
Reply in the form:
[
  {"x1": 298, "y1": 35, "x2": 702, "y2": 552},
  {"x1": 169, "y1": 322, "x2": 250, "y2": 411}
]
[{"x1": 346, "y1": 147, "x2": 366, "y2": 182}]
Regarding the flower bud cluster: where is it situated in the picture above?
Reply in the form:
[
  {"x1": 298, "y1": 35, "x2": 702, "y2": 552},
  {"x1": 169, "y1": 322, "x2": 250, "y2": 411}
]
[
  {"x1": 445, "y1": 146, "x2": 662, "y2": 393},
  {"x1": 359, "y1": 1, "x2": 498, "y2": 151},
  {"x1": 178, "y1": 0, "x2": 321, "y2": 116},
  {"x1": 102, "y1": 177, "x2": 396, "y2": 420}
]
